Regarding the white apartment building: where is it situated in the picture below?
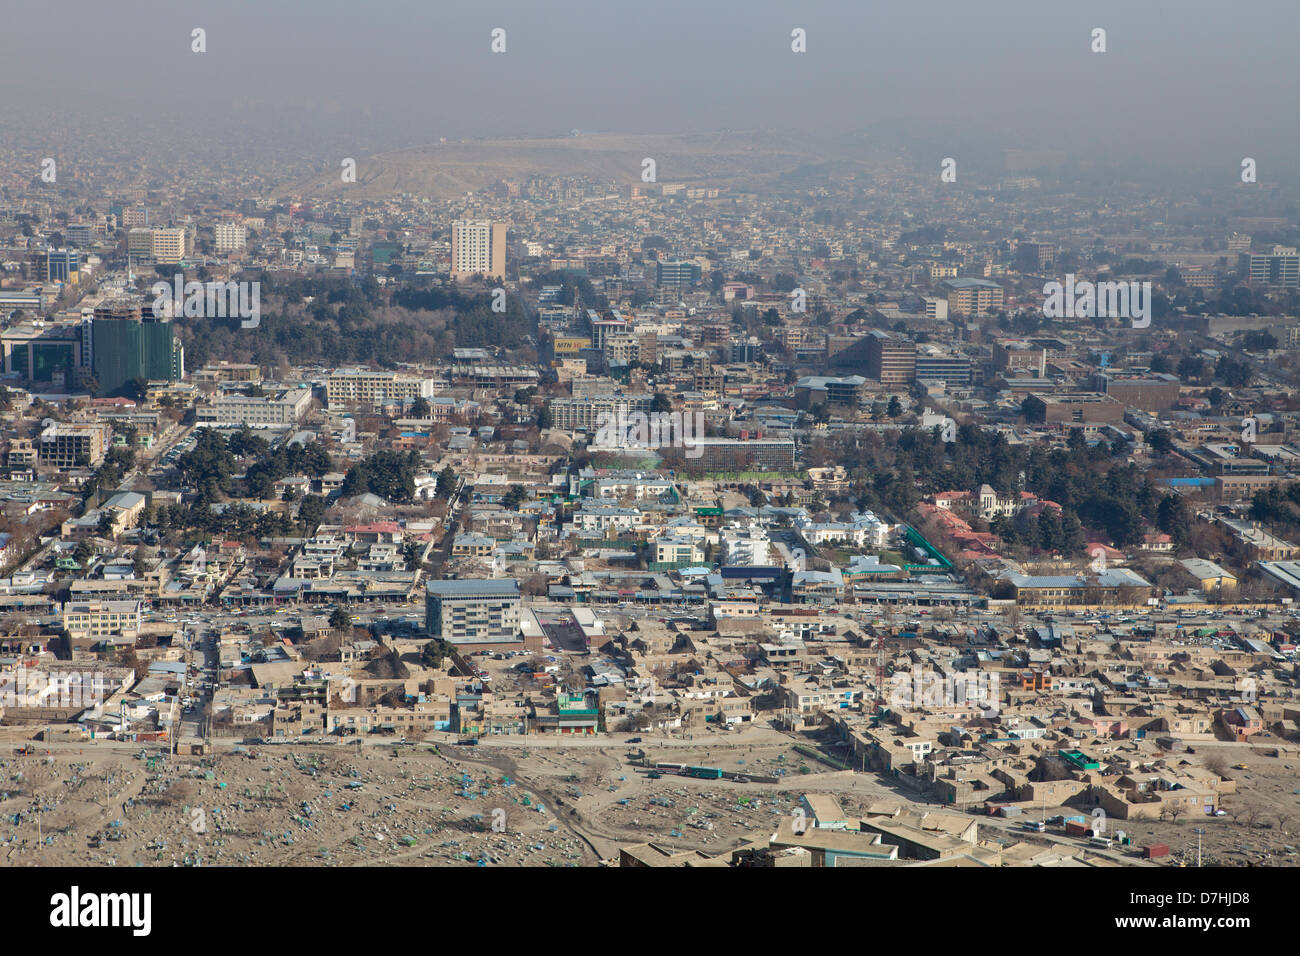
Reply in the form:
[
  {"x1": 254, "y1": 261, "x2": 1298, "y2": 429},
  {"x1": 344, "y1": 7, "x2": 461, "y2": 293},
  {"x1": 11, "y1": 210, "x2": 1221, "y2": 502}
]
[
  {"x1": 326, "y1": 369, "x2": 435, "y2": 408},
  {"x1": 720, "y1": 524, "x2": 772, "y2": 566},
  {"x1": 450, "y1": 220, "x2": 507, "y2": 280},
  {"x1": 214, "y1": 222, "x2": 248, "y2": 253},
  {"x1": 151, "y1": 228, "x2": 187, "y2": 264},
  {"x1": 197, "y1": 387, "x2": 312, "y2": 426}
]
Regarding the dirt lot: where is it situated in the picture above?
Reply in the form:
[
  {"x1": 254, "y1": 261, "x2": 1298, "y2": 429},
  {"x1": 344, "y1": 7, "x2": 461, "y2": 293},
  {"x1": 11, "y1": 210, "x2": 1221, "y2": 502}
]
[
  {"x1": 4, "y1": 738, "x2": 1295, "y2": 866},
  {"x1": 0, "y1": 745, "x2": 596, "y2": 867},
  {"x1": 1118, "y1": 751, "x2": 1300, "y2": 866},
  {"x1": 0, "y1": 736, "x2": 908, "y2": 866}
]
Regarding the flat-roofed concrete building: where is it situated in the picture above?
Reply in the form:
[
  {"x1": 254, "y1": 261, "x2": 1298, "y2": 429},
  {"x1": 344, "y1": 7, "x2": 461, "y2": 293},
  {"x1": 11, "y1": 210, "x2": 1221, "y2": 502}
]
[
  {"x1": 62, "y1": 599, "x2": 142, "y2": 640},
  {"x1": 795, "y1": 375, "x2": 867, "y2": 409},
  {"x1": 197, "y1": 386, "x2": 313, "y2": 426},
  {"x1": 326, "y1": 369, "x2": 434, "y2": 408},
  {"x1": 214, "y1": 222, "x2": 247, "y2": 253},
  {"x1": 550, "y1": 394, "x2": 653, "y2": 431},
  {"x1": 1092, "y1": 371, "x2": 1181, "y2": 413},
  {"x1": 150, "y1": 227, "x2": 187, "y2": 264},
  {"x1": 865, "y1": 330, "x2": 916, "y2": 386},
  {"x1": 993, "y1": 339, "x2": 1047, "y2": 378},
  {"x1": 450, "y1": 220, "x2": 507, "y2": 280},
  {"x1": 38, "y1": 422, "x2": 111, "y2": 469},
  {"x1": 1022, "y1": 392, "x2": 1125, "y2": 426},
  {"x1": 425, "y1": 578, "x2": 521, "y2": 647},
  {"x1": 687, "y1": 438, "x2": 796, "y2": 472},
  {"x1": 914, "y1": 348, "x2": 973, "y2": 386},
  {"x1": 944, "y1": 277, "x2": 1004, "y2": 315},
  {"x1": 1242, "y1": 246, "x2": 1299, "y2": 287}
]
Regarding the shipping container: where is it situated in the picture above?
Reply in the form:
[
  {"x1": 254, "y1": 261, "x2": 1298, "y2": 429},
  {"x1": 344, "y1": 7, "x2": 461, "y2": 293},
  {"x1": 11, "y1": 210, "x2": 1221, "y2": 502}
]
[
  {"x1": 1065, "y1": 821, "x2": 1091, "y2": 837},
  {"x1": 1142, "y1": 843, "x2": 1170, "y2": 859}
]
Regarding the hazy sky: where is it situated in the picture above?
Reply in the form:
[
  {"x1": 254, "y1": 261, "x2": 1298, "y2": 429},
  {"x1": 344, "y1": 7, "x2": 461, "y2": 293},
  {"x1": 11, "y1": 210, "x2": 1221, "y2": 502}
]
[{"x1": 4, "y1": 0, "x2": 1297, "y2": 176}]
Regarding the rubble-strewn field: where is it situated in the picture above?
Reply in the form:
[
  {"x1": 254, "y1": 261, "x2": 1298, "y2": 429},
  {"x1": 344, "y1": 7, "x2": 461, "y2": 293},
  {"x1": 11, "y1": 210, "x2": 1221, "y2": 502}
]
[
  {"x1": 1, "y1": 745, "x2": 596, "y2": 866},
  {"x1": 0, "y1": 738, "x2": 903, "y2": 866},
  {"x1": 4, "y1": 741, "x2": 1295, "y2": 866}
]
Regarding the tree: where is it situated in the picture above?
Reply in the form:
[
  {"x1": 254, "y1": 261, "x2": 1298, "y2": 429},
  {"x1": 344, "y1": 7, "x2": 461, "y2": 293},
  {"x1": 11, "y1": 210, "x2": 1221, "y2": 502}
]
[
  {"x1": 1037, "y1": 509, "x2": 1064, "y2": 553},
  {"x1": 436, "y1": 466, "x2": 457, "y2": 500},
  {"x1": 502, "y1": 484, "x2": 527, "y2": 510},
  {"x1": 410, "y1": 396, "x2": 432, "y2": 418},
  {"x1": 886, "y1": 395, "x2": 903, "y2": 418},
  {"x1": 1147, "y1": 430, "x2": 1174, "y2": 456},
  {"x1": 298, "y1": 495, "x2": 326, "y2": 534},
  {"x1": 1215, "y1": 356, "x2": 1251, "y2": 388},
  {"x1": 329, "y1": 608, "x2": 352, "y2": 630},
  {"x1": 1177, "y1": 355, "x2": 1205, "y2": 382},
  {"x1": 420, "y1": 638, "x2": 450, "y2": 669},
  {"x1": 1156, "y1": 494, "x2": 1192, "y2": 546},
  {"x1": 126, "y1": 377, "x2": 149, "y2": 403},
  {"x1": 341, "y1": 450, "x2": 420, "y2": 502},
  {"x1": 1060, "y1": 509, "x2": 1087, "y2": 555}
]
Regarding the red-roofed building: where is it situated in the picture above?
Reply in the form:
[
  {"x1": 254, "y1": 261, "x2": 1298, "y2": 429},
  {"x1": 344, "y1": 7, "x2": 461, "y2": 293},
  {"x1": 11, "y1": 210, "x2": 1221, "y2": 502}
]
[
  {"x1": 343, "y1": 521, "x2": 402, "y2": 545},
  {"x1": 1140, "y1": 530, "x2": 1173, "y2": 552}
]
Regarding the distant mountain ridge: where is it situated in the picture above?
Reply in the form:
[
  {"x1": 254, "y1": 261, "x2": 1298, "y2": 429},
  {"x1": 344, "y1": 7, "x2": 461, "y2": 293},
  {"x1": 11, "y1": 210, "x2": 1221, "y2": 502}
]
[{"x1": 277, "y1": 131, "x2": 849, "y2": 199}]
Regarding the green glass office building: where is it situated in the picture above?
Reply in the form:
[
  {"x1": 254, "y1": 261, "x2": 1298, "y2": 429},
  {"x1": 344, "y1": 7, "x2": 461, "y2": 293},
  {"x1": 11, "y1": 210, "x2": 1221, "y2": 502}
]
[{"x1": 91, "y1": 300, "x2": 183, "y2": 395}]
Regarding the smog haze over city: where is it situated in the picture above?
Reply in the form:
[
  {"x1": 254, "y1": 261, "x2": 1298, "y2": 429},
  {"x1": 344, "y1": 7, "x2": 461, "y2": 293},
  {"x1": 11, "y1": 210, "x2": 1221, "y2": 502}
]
[{"x1": 0, "y1": 0, "x2": 1296, "y2": 931}]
